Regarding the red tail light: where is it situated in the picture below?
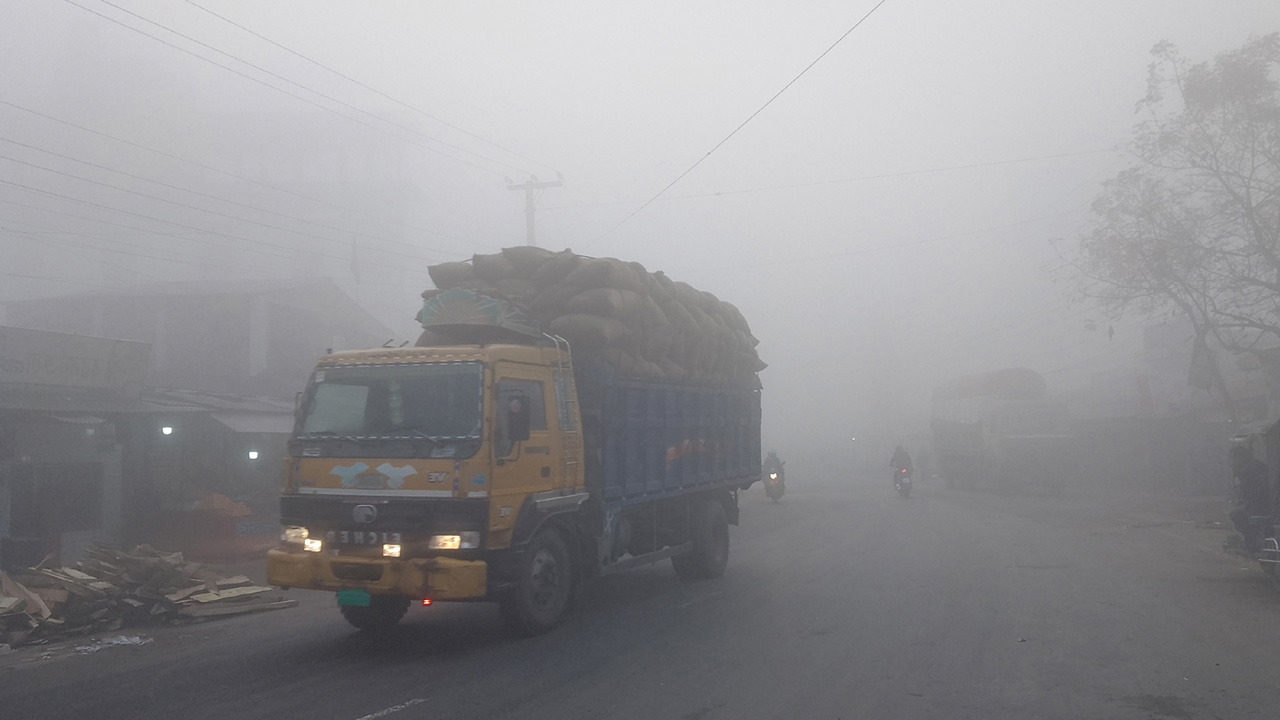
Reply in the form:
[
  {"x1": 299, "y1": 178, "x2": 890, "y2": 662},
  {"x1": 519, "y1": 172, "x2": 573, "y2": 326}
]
[{"x1": 422, "y1": 599, "x2": 433, "y2": 606}]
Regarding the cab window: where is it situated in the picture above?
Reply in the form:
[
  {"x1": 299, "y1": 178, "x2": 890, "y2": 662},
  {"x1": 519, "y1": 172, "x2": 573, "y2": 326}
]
[{"x1": 495, "y1": 379, "x2": 547, "y2": 457}]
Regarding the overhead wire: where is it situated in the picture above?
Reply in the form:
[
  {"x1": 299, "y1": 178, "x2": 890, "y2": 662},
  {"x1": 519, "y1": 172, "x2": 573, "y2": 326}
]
[
  {"x1": 0, "y1": 178, "x2": 436, "y2": 275},
  {"x1": 0, "y1": 153, "x2": 436, "y2": 264},
  {"x1": 0, "y1": 100, "x2": 491, "y2": 249},
  {"x1": 0, "y1": 208, "x2": 264, "y2": 274},
  {"x1": 1, "y1": 222, "x2": 169, "y2": 282},
  {"x1": 61, "y1": 0, "x2": 527, "y2": 178},
  {"x1": 690, "y1": 208, "x2": 1087, "y2": 273},
  {"x1": 545, "y1": 149, "x2": 1118, "y2": 211},
  {"x1": 0, "y1": 202, "x2": 441, "y2": 291},
  {"x1": 0, "y1": 139, "x2": 468, "y2": 258},
  {"x1": 583, "y1": 0, "x2": 893, "y2": 250},
  {"x1": 181, "y1": 0, "x2": 559, "y2": 176}
]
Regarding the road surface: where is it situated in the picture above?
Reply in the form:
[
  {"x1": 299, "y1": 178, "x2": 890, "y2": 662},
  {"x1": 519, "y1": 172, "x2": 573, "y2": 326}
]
[{"x1": 3, "y1": 473, "x2": 1278, "y2": 720}]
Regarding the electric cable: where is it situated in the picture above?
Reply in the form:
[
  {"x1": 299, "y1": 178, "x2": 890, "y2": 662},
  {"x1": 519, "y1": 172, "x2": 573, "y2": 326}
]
[
  {"x1": 61, "y1": 0, "x2": 525, "y2": 178},
  {"x1": 583, "y1": 0, "x2": 893, "y2": 249},
  {"x1": 0, "y1": 139, "x2": 468, "y2": 258},
  {"x1": 182, "y1": 0, "x2": 559, "y2": 176},
  {"x1": 0, "y1": 100, "x2": 490, "y2": 248},
  {"x1": 0, "y1": 178, "x2": 435, "y2": 275}
]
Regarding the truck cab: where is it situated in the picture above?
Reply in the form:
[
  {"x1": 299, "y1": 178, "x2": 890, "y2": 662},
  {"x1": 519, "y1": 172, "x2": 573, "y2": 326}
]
[{"x1": 267, "y1": 344, "x2": 585, "y2": 631}]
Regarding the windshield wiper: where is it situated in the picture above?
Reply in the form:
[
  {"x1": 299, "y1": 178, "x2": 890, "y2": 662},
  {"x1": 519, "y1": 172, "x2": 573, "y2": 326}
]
[
  {"x1": 404, "y1": 428, "x2": 447, "y2": 444},
  {"x1": 302, "y1": 430, "x2": 365, "y2": 444}
]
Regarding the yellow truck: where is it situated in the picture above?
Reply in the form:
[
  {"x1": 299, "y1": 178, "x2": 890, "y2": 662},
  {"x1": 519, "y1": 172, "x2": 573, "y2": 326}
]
[{"x1": 268, "y1": 259, "x2": 762, "y2": 635}]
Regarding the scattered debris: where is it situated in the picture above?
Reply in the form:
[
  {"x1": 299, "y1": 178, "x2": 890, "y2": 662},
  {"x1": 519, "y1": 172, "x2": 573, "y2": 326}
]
[
  {"x1": 0, "y1": 544, "x2": 296, "y2": 648},
  {"x1": 74, "y1": 635, "x2": 153, "y2": 654}
]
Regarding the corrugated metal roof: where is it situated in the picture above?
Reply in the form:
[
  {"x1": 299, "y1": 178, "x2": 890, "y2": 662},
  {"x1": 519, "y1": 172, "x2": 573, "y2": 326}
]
[{"x1": 210, "y1": 411, "x2": 295, "y2": 435}]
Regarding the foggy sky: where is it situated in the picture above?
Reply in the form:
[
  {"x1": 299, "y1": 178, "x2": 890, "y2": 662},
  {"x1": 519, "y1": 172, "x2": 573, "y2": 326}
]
[{"x1": 3, "y1": 0, "x2": 1278, "y2": 458}]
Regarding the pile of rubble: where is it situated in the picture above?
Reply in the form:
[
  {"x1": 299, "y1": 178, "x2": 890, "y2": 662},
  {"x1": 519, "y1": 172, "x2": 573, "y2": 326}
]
[{"x1": 0, "y1": 544, "x2": 294, "y2": 647}]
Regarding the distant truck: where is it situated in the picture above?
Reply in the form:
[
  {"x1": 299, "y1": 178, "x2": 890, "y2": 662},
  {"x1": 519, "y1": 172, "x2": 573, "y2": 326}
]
[
  {"x1": 930, "y1": 368, "x2": 1073, "y2": 492},
  {"x1": 267, "y1": 249, "x2": 762, "y2": 635}
]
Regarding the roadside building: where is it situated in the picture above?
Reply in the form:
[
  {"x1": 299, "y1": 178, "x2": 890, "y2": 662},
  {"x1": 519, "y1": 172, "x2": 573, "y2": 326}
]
[
  {"x1": 0, "y1": 325, "x2": 150, "y2": 569},
  {"x1": 2, "y1": 276, "x2": 393, "y2": 398}
]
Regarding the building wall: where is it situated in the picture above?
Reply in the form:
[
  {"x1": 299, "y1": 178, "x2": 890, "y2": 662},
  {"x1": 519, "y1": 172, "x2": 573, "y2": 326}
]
[{"x1": 6, "y1": 286, "x2": 386, "y2": 398}]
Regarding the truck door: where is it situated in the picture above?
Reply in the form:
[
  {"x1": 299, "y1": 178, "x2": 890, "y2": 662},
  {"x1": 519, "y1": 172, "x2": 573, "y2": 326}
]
[{"x1": 491, "y1": 369, "x2": 560, "y2": 503}]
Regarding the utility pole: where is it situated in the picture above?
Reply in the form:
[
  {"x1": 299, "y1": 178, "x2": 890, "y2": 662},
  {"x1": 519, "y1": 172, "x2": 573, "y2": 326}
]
[{"x1": 506, "y1": 174, "x2": 563, "y2": 246}]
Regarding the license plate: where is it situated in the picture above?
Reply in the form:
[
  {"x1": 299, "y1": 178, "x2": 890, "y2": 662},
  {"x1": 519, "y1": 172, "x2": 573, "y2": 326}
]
[
  {"x1": 337, "y1": 589, "x2": 371, "y2": 607},
  {"x1": 326, "y1": 530, "x2": 402, "y2": 547}
]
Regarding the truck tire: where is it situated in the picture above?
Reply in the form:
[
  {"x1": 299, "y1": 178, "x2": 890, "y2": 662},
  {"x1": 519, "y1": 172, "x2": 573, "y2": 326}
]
[
  {"x1": 500, "y1": 529, "x2": 575, "y2": 636},
  {"x1": 672, "y1": 500, "x2": 730, "y2": 581},
  {"x1": 339, "y1": 594, "x2": 410, "y2": 632}
]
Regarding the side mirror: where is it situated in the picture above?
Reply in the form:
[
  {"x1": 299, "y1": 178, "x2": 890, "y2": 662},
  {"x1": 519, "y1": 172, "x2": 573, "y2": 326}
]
[
  {"x1": 507, "y1": 395, "x2": 531, "y2": 443},
  {"x1": 294, "y1": 391, "x2": 304, "y2": 416}
]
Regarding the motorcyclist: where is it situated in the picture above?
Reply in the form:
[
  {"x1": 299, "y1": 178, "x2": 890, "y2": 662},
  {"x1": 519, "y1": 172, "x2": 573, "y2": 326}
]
[
  {"x1": 1228, "y1": 443, "x2": 1272, "y2": 555},
  {"x1": 890, "y1": 445, "x2": 913, "y2": 480},
  {"x1": 762, "y1": 450, "x2": 785, "y2": 499},
  {"x1": 763, "y1": 450, "x2": 784, "y2": 477}
]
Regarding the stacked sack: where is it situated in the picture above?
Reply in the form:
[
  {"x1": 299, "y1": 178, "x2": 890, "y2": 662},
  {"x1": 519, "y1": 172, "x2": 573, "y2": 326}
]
[{"x1": 422, "y1": 247, "x2": 765, "y2": 386}]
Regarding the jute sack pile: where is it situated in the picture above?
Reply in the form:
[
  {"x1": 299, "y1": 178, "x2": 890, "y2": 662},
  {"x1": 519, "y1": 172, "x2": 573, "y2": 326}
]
[{"x1": 422, "y1": 248, "x2": 764, "y2": 385}]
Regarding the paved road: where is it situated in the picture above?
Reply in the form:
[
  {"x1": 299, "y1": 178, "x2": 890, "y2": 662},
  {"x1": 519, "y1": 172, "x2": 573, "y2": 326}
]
[{"x1": 4, "y1": 474, "x2": 1279, "y2": 720}]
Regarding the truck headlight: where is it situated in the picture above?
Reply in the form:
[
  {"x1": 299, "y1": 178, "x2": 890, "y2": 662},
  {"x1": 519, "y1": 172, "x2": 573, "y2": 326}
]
[
  {"x1": 283, "y1": 526, "x2": 309, "y2": 544},
  {"x1": 303, "y1": 538, "x2": 323, "y2": 553},
  {"x1": 382, "y1": 544, "x2": 401, "y2": 558},
  {"x1": 428, "y1": 531, "x2": 480, "y2": 550}
]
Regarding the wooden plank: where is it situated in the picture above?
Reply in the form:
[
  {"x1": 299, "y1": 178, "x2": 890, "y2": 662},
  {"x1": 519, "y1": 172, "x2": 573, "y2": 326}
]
[
  {"x1": 188, "y1": 586, "x2": 272, "y2": 604},
  {"x1": 0, "y1": 571, "x2": 50, "y2": 619},
  {"x1": 29, "y1": 587, "x2": 69, "y2": 606},
  {"x1": 62, "y1": 568, "x2": 97, "y2": 582},
  {"x1": 215, "y1": 575, "x2": 254, "y2": 589},
  {"x1": 179, "y1": 599, "x2": 297, "y2": 619},
  {"x1": 165, "y1": 585, "x2": 205, "y2": 603}
]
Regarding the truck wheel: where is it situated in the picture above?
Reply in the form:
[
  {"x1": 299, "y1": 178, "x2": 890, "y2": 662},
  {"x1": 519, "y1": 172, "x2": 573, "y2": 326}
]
[
  {"x1": 672, "y1": 500, "x2": 730, "y2": 581},
  {"x1": 339, "y1": 594, "x2": 409, "y2": 632},
  {"x1": 501, "y1": 529, "x2": 574, "y2": 636}
]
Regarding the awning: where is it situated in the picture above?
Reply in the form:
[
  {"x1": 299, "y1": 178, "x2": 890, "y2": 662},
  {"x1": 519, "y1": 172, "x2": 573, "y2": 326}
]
[
  {"x1": 210, "y1": 411, "x2": 295, "y2": 435},
  {"x1": 0, "y1": 383, "x2": 148, "y2": 413}
]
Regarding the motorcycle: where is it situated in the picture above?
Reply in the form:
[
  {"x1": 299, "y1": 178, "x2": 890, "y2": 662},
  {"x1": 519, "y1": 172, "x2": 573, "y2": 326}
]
[
  {"x1": 764, "y1": 466, "x2": 785, "y2": 502},
  {"x1": 1243, "y1": 515, "x2": 1280, "y2": 590},
  {"x1": 894, "y1": 467, "x2": 912, "y2": 498}
]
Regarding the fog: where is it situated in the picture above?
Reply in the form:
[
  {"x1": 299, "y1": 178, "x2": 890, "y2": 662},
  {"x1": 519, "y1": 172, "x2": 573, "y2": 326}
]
[{"x1": 3, "y1": 0, "x2": 1278, "y2": 467}]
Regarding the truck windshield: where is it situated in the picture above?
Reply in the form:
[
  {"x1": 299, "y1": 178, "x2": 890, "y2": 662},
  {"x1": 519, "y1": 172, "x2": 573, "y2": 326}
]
[{"x1": 298, "y1": 362, "x2": 484, "y2": 442}]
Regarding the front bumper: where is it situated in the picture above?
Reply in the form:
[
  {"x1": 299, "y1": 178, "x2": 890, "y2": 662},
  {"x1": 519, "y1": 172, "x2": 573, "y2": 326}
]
[{"x1": 267, "y1": 550, "x2": 488, "y2": 600}]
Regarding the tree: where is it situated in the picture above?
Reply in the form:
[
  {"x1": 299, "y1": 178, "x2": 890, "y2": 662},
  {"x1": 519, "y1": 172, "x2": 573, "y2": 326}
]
[{"x1": 1062, "y1": 34, "x2": 1280, "y2": 418}]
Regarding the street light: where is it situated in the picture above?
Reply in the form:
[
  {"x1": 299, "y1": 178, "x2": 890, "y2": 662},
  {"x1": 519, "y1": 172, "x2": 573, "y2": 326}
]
[
  {"x1": 161, "y1": 426, "x2": 174, "y2": 436},
  {"x1": 247, "y1": 450, "x2": 259, "y2": 460}
]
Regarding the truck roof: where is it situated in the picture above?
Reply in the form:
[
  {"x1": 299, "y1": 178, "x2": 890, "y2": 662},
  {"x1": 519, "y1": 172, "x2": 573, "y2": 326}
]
[{"x1": 316, "y1": 344, "x2": 567, "y2": 367}]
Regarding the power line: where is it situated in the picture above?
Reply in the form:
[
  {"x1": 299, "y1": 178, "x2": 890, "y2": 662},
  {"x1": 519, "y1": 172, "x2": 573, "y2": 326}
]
[
  {"x1": 0, "y1": 153, "x2": 446, "y2": 265},
  {"x1": 83, "y1": 0, "x2": 534, "y2": 177},
  {"x1": 2, "y1": 223, "x2": 168, "y2": 282},
  {"x1": 583, "y1": 0, "x2": 893, "y2": 249},
  {"x1": 0, "y1": 211, "x2": 258, "y2": 274},
  {"x1": 0, "y1": 100, "x2": 489, "y2": 249},
  {"x1": 0, "y1": 138, "x2": 463, "y2": 259},
  {"x1": 61, "y1": 0, "x2": 525, "y2": 178},
  {"x1": 182, "y1": 0, "x2": 559, "y2": 176},
  {"x1": 1, "y1": 215, "x2": 438, "y2": 292},
  {"x1": 0, "y1": 178, "x2": 435, "y2": 275},
  {"x1": 690, "y1": 208, "x2": 1086, "y2": 273},
  {"x1": 546, "y1": 149, "x2": 1118, "y2": 211}
]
